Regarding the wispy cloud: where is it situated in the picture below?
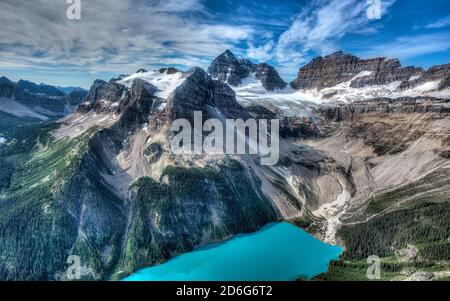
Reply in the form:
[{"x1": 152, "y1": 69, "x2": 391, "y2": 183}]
[
  {"x1": 358, "y1": 32, "x2": 450, "y2": 60},
  {"x1": 0, "y1": 0, "x2": 253, "y2": 74},
  {"x1": 1, "y1": 0, "x2": 448, "y2": 86},
  {"x1": 279, "y1": 0, "x2": 395, "y2": 59},
  {"x1": 245, "y1": 0, "x2": 396, "y2": 76},
  {"x1": 247, "y1": 41, "x2": 275, "y2": 62},
  {"x1": 425, "y1": 15, "x2": 450, "y2": 29}
]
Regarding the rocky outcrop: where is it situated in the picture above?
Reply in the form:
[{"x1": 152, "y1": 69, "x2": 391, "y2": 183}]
[
  {"x1": 77, "y1": 80, "x2": 127, "y2": 113},
  {"x1": 116, "y1": 79, "x2": 158, "y2": 128},
  {"x1": 75, "y1": 66, "x2": 246, "y2": 134},
  {"x1": 208, "y1": 50, "x2": 253, "y2": 86},
  {"x1": 0, "y1": 76, "x2": 15, "y2": 97},
  {"x1": 317, "y1": 96, "x2": 450, "y2": 123},
  {"x1": 290, "y1": 51, "x2": 424, "y2": 90},
  {"x1": 208, "y1": 50, "x2": 286, "y2": 91},
  {"x1": 254, "y1": 63, "x2": 287, "y2": 91},
  {"x1": 84, "y1": 80, "x2": 126, "y2": 103},
  {"x1": 398, "y1": 63, "x2": 450, "y2": 90},
  {"x1": 350, "y1": 65, "x2": 424, "y2": 88},
  {"x1": 159, "y1": 67, "x2": 179, "y2": 75},
  {"x1": 168, "y1": 67, "x2": 243, "y2": 121},
  {"x1": 290, "y1": 51, "x2": 450, "y2": 95}
]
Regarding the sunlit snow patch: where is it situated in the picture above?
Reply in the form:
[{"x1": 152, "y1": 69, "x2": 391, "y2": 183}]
[
  {"x1": 232, "y1": 74, "x2": 320, "y2": 118},
  {"x1": 117, "y1": 69, "x2": 186, "y2": 99}
]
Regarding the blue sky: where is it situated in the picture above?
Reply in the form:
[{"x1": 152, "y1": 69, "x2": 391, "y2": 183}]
[{"x1": 0, "y1": 0, "x2": 449, "y2": 88}]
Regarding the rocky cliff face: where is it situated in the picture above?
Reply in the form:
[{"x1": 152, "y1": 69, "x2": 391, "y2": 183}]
[
  {"x1": 0, "y1": 76, "x2": 16, "y2": 97},
  {"x1": 317, "y1": 96, "x2": 450, "y2": 123},
  {"x1": 289, "y1": 51, "x2": 450, "y2": 99},
  {"x1": 208, "y1": 50, "x2": 286, "y2": 91},
  {"x1": 398, "y1": 63, "x2": 450, "y2": 90},
  {"x1": 208, "y1": 50, "x2": 252, "y2": 86},
  {"x1": 255, "y1": 63, "x2": 287, "y2": 91},
  {"x1": 167, "y1": 67, "x2": 243, "y2": 121},
  {"x1": 290, "y1": 51, "x2": 425, "y2": 90},
  {"x1": 77, "y1": 79, "x2": 127, "y2": 114}
]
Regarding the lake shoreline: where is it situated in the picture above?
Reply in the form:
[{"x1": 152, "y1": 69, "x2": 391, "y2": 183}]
[{"x1": 123, "y1": 222, "x2": 343, "y2": 281}]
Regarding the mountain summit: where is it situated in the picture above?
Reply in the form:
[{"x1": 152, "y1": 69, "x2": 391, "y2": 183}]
[{"x1": 208, "y1": 50, "x2": 286, "y2": 91}]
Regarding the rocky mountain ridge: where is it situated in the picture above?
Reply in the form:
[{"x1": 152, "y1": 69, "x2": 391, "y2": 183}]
[
  {"x1": 290, "y1": 51, "x2": 450, "y2": 93},
  {"x1": 208, "y1": 50, "x2": 287, "y2": 91},
  {"x1": 0, "y1": 76, "x2": 87, "y2": 125}
]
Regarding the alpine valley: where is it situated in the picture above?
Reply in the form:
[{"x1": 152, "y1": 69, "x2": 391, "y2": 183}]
[{"x1": 0, "y1": 50, "x2": 449, "y2": 281}]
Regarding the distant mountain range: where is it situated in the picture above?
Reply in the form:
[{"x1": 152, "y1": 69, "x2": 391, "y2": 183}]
[
  {"x1": 0, "y1": 50, "x2": 448, "y2": 281},
  {"x1": 209, "y1": 50, "x2": 449, "y2": 114},
  {"x1": 56, "y1": 86, "x2": 87, "y2": 94},
  {"x1": 0, "y1": 77, "x2": 87, "y2": 129}
]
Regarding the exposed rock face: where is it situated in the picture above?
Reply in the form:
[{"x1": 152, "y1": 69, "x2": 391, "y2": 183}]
[
  {"x1": 67, "y1": 90, "x2": 90, "y2": 107},
  {"x1": 317, "y1": 96, "x2": 450, "y2": 124},
  {"x1": 350, "y1": 65, "x2": 424, "y2": 88},
  {"x1": 255, "y1": 63, "x2": 287, "y2": 91},
  {"x1": 398, "y1": 63, "x2": 450, "y2": 90},
  {"x1": 168, "y1": 67, "x2": 242, "y2": 121},
  {"x1": 290, "y1": 51, "x2": 424, "y2": 90},
  {"x1": 159, "y1": 67, "x2": 179, "y2": 75},
  {"x1": 77, "y1": 80, "x2": 127, "y2": 113},
  {"x1": 273, "y1": 96, "x2": 449, "y2": 141},
  {"x1": 84, "y1": 80, "x2": 126, "y2": 103},
  {"x1": 208, "y1": 50, "x2": 253, "y2": 86},
  {"x1": 289, "y1": 51, "x2": 450, "y2": 97},
  {"x1": 208, "y1": 50, "x2": 286, "y2": 91},
  {"x1": 78, "y1": 67, "x2": 243, "y2": 124},
  {"x1": 0, "y1": 76, "x2": 15, "y2": 97},
  {"x1": 116, "y1": 78, "x2": 157, "y2": 128}
]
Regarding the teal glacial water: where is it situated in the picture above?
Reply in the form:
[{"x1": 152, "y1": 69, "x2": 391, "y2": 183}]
[{"x1": 123, "y1": 222, "x2": 343, "y2": 281}]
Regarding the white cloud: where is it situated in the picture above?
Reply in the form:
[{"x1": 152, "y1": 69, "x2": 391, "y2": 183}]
[
  {"x1": 0, "y1": 61, "x2": 30, "y2": 69},
  {"x1": 0, "y1": 0, "x2": 252, "y2": 74},
  {"x1": 272, "y1": 0, "x2": 395, "y2": 73},
  {"x1": 359, "y1": 33, "x2": 450, "y2": 60},
  {"x1": 246, "y1": 41, "x2": 275, "y2": 62},
  {"x1": 425, "y1": 15, "x2": 450, "y2": 29}
]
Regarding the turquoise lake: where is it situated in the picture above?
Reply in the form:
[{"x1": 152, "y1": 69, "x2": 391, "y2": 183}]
[{"x1": 123, "y1": 222, "x2": 343, "y2": 281}]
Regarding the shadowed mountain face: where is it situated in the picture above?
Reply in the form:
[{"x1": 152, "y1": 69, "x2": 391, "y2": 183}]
[
  {"x1": 0, "y1": 51, "x2": 449, "y2": 281},
  {"x1": 0, "y1": 76, "x2": 87, "y2": 128},
  {"x1": 208, "y1": 50, "x2": 287, "y2": 91}
]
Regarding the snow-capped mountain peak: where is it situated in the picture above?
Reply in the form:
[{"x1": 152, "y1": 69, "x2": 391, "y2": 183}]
[{"x1": 116, "y1": 68, "x2": 186, "y2": 99}]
